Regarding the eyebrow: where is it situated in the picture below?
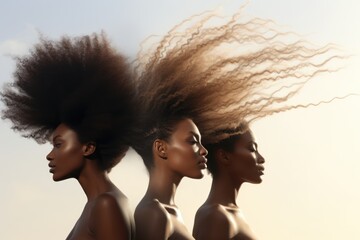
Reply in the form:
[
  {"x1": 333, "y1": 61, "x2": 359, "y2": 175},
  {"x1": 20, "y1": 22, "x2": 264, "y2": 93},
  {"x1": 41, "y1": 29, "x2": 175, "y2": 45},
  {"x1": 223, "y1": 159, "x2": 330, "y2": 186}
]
[
  {"x1": 249, "y1": 141, "x2": 258, "y2": 148},
  {"x1": 52, "y1": 135, "x2": 61, "y2": 142}
]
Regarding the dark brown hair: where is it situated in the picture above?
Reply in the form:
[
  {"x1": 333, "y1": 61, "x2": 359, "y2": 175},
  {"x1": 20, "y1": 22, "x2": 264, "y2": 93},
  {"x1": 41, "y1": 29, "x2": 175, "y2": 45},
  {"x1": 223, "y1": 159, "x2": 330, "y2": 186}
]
[{"x1": 1, "y1": 33, "x2": 135, "y2": 171}]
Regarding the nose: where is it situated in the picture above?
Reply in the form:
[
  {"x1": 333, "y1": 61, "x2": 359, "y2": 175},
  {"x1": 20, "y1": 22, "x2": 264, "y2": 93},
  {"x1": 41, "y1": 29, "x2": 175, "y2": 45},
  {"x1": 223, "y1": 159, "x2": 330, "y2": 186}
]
[
  {"x1": 199, "y1": 143, "x2": 208, "y2": 157},
  {"x1": 257, "y1": 151, "x2": 265, "y2": 164},
  {"x1": 46, "y1": 149, "x2": 54, "y2": 161}
]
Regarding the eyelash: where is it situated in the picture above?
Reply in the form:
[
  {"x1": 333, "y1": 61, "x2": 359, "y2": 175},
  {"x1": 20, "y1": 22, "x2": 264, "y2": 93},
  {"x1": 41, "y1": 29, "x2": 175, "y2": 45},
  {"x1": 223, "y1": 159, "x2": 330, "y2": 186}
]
[
  {"x1": 54, "y1": 143, "x2": 61, "y2": 148},
  {"x1": 188, "y1": 136, "x2": 200, "y2": 144},
  {"x1": 249, "y1": 145, "x2": 257, "y2": 152}
]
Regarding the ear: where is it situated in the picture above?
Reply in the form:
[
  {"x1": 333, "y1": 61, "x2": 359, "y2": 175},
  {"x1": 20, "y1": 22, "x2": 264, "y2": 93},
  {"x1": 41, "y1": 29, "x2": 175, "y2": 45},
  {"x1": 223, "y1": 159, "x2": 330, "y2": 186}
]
[
  {"x1": 153, "y1": 139, "x2": 168, "y2": 160},
  {"x1": 82, "y1": 142, "x2": 96, "y2": 157},
  {"x1": 216, "y1": 148, "x2": 230, "y2": 165}
]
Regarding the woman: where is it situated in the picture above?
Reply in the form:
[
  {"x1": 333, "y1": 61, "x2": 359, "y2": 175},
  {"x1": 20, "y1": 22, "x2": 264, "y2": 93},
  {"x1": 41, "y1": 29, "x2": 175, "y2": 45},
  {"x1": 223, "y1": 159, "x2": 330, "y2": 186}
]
[
  {"x1": 130, "y1": 18, "x2": 214, "y2": 238},
  {"x1": 130, "y1": 8, "x2": 341, "y2": 239},
  {"x1": 1, "y1": 33, "x2": 135, "y2": 239},
  {"x1": 193, "y1": 123, "x2": 264, "y2": 240},
  {"x1": 133, "y1": 117, "x2": 208, "y2": 239},
  {"x1": 174, "y1": 11, "x2": 342, "y2": 240}
]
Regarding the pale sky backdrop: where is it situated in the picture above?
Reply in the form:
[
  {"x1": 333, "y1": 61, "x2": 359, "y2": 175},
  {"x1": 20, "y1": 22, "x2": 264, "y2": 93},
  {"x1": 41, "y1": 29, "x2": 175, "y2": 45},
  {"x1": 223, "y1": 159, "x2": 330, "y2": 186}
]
[{"x1": 1, "y1": 0, "x2": 359, "y2": 239}]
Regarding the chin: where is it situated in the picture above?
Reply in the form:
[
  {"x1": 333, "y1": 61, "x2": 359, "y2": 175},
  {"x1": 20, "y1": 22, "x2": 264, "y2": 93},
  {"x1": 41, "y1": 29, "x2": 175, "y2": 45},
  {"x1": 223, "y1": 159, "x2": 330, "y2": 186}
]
[
  {"x1": 246, "y1": 176, "x2": 263, "y2": 184},
  {"x1": 253, "y1": 177, "x2": 263, "y2": 184},
  {"x1": 52, "y1": 173, "x2": 68, "y2": 182},
  {"x1": 188, "y1": 170, "x2": 205, "y2": 179},
  {"x1": 52, "y1": 176, "x2": 61, "y2": 182}
]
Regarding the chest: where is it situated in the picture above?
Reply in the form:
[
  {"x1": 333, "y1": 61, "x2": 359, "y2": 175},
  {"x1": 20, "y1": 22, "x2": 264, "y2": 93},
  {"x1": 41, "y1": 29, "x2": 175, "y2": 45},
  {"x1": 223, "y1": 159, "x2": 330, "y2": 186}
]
[
  {"x1": 166, "y1": 208, "x2": 194, "y2": 240},
  {"x1": 168, "y1": 216, "x2": 193, "y2": 240},
  {"x1": 227, "y1": 211, "x2": 257, "y2": 240},
  {"x1": 66, "y1": 205, "x2": 95, "y2": 240}
]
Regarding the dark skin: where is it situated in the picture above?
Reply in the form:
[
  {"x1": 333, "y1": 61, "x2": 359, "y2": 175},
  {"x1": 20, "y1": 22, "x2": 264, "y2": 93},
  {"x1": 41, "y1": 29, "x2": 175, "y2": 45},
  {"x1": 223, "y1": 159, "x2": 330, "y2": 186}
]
[
  {"x1": 135, "y1": 118, "x2": 208, "y2": 240},
  {"x1": 193, "y1": 130, "x2": 265, "y2": 240},
  {"x1": 46, "y1": 123, "x2": 134, "y2": 240}
]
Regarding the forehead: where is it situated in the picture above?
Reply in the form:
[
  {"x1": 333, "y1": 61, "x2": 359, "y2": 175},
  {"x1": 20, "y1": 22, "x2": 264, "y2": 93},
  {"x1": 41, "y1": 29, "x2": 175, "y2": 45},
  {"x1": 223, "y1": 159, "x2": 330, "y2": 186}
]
[
  {"x1": 235, "y1": 130, "x2": 255, "y2": 145},
  {"x1": 172, "y1": 118, "x2": 200, "y2": 136},
  {"x1": 51, "y1": 123, "x2": 78, "y2": 140}
]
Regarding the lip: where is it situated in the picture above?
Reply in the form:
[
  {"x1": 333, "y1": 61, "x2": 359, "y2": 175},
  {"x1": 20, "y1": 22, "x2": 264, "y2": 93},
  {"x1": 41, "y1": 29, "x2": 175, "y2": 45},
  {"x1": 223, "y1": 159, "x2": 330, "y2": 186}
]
[
  {"x1": 257, "y1": 165, "x2": 265, "y2": 175},
  {"x1": 48, "y1": 163, "x2": 56, "y2": 173},
  {"x1": 198, "y1": 157, "x2": 207, "y2": 169}
]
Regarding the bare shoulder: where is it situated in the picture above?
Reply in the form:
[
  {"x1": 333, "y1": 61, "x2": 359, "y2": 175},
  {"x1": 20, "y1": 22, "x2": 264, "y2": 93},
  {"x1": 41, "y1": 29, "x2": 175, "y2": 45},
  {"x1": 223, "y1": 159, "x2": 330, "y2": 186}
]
[
  {"x1": 90, "y1": 192, "x2": 133, "y2": 240},
  {"x1": 193, "y1": 204, "x2": 230, "y2": 240},
  {"x1": 95, "y1": 192, "x2": 121, "y2": 206},
  {"x1": 135, "y1": 199, "x2": 172, "y2": 240},
  {"x1": 195, "y1": 203, "x2": 229, "y2": 223},
  {"x1": 92, "y1": 191, "x2": 128, "y2": 216},
  {"x1": 135, "y1": 198, "x2": 170, "y2": 221}
]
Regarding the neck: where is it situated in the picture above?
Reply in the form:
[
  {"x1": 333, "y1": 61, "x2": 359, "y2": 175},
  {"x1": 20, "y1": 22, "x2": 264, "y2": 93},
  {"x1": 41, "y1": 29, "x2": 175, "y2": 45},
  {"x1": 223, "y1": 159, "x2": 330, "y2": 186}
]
[
  {"x1": 145, "y1": 166, "x2": 183, "y2": 205},
  {"x1": 76, "y1": 160, "x2": 115, "y2": 201},
  {"x1": 207, "y1": 171, "x2": 243, "y2": 207}
]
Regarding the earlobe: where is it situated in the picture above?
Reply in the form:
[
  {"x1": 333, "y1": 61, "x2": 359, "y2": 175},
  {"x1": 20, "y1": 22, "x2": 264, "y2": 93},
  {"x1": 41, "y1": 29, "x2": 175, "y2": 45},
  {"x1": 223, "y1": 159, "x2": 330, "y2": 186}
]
[
  {"x1": 83, "y1": 142, "x2": 96, "y2": 157},
  {"x1": 154, "y1": 139, "x2": 167, "y2": 160}
]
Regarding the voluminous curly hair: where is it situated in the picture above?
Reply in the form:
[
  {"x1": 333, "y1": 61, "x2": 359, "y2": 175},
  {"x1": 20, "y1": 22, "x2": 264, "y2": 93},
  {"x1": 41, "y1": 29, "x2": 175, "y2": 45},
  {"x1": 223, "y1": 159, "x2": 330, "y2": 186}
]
[
  {"x1": 132, "y1": 8, "x2": 343, "y2": 174},
  {"x1": 1, "y1": 33, "x2": 135, "y2": 171}
]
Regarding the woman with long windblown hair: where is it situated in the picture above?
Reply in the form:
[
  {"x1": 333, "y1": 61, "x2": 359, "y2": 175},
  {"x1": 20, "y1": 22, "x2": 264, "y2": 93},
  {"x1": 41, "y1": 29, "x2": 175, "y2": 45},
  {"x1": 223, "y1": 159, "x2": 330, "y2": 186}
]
[
  {"x1": 130, "y1": 20, "x2": 211, "y2": 240},
  {"x1": 133, "y1": 7, "x2": 342, "y2": 240},
  {"x1": 182, "y1": 11, "x2": 341, "y2": 240},
  {"x1": 1, "y1": 33, "x2": 135, "y2": 239}
]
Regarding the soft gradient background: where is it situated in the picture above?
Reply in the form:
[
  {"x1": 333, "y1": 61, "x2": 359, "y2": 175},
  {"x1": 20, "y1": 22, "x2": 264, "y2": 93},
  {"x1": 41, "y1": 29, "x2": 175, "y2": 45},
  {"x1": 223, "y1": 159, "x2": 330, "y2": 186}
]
[{"x1": 1, "y1": 1, "x2": 359, "y2": 239}]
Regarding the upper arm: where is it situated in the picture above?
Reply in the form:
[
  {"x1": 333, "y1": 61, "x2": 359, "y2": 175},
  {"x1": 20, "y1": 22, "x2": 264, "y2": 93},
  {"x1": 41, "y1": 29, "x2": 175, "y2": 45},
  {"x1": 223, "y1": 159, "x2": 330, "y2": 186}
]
[
  {"x1": 134, "y1": 201, "x2": 171, "y2": 240},
  {"x1": 193, "y1": 207, "x2": 230, "y2": 240},
  {"x1": 91, "y1": 194, "x2": 132, "y2": 240}
]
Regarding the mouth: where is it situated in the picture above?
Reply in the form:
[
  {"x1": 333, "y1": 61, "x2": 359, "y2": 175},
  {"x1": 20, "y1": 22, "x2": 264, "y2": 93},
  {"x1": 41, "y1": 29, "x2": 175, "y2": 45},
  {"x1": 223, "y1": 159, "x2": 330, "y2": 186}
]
[
  {"x1": 48, "y1": 163, "x2": 56, "y2": 173},
  {"x1": 198, "y1": 157, "x2": 208, "y2": 169},
  {"x1": 257, "y1": 165, "x2": 265, "y2": 175}
]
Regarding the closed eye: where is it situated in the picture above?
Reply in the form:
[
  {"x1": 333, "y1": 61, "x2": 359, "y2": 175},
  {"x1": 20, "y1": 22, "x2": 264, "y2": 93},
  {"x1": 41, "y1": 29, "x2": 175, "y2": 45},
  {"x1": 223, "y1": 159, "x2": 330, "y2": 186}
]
[
  {"x1": 249, "y1": 142, "x2": 258, "y2": 152},
  {"x1": 187, "y1": 133, "x2": 201, "y2": 145},
  {"x1": 188, "y1": 139, "x2": 199, "y2": 145},
  {"x1": 53, "y1": 143, "x2": 62, "y2": 148}
]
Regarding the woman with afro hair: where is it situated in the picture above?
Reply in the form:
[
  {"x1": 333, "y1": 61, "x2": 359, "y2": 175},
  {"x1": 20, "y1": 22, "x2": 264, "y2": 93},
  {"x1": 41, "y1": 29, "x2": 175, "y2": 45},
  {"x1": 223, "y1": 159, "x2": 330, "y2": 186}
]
[
  {"x1": 132, "y1": 7, "x2": 343, "y2": 240},
  {"x1": 1, "y1": 33, "x2": 135, "y2": 239}
]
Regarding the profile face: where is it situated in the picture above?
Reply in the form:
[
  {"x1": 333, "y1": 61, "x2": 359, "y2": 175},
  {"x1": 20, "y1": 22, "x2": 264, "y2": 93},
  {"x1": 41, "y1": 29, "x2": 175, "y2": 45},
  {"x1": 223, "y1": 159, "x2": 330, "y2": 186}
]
[
  {"x1": 228, "y1": 130, "x2": 265, "y2": 184},
  {"x1": 166, "y1": 118, "x2": 208, "y2": 179},
  {"x1": 46, "y1": 123, "x2": 86, "y2": 181}
]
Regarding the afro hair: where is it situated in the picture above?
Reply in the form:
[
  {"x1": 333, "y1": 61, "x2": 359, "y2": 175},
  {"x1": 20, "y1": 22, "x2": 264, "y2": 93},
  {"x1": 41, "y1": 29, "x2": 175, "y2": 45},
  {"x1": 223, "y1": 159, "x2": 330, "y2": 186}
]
[{"x1": 1, "y1": 33, "x2": 136, "y2": 171}]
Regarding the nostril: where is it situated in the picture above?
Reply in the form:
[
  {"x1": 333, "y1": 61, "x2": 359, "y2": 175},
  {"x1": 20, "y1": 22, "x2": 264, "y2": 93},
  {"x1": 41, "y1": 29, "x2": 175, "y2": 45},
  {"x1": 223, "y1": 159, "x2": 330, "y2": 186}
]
[
  {"x1": 202, "y1": 147, "x2": 208, "y2": 157},
  {"x1": 257, "y1": 152, "x2": 265, "y2": 163},
  {"x1": 46, "y1": 153, "x2": 52, "y2": 161}
]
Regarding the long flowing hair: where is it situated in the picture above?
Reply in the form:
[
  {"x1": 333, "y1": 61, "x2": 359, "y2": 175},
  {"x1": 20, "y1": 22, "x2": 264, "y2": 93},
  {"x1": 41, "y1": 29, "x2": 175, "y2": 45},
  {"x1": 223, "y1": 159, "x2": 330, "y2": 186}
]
[{"x1": 132, "y1": 8, "x2": 343, "y2": 151}]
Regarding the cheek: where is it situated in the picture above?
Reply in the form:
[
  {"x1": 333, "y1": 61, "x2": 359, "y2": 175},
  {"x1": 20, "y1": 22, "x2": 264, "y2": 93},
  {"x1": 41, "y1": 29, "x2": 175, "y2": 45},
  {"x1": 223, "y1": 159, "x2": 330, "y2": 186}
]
[
  {"x1": 246, "y1": 153, "x2": 257, "y2": 165},
  {"x1": 170, "y1": 148, "x2": 188, "y2": 163},
  {"x1": 171, "y1": 141, "x2": 196, "y2": 155},
  {"x1": 232, "y1": 153, "x2": 256, "y2": 171},
  {"x1": 65, "y1": 145, "x2": 81, "y2": 157},
  {"x1": 192, "y1": 144, "x2": 200, "y2": 153},
  {"x1": 168, "y1": 145, "x2": 197, "y2": 166},
  {"x1": 58, "y1": 144, "x2": 84, "y2": 165},
  {"x1": 245, "y1": 155, "x2": 258, "y2": 171}
]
